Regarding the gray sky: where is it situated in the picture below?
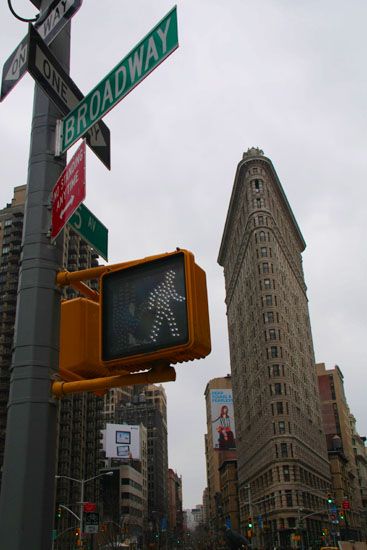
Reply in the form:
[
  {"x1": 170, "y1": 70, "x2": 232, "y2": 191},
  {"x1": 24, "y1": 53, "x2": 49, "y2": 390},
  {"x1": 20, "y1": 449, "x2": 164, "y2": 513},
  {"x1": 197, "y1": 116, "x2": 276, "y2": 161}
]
[{"x1": 1, "y1": 0, "x2": 367, "y2": 509}]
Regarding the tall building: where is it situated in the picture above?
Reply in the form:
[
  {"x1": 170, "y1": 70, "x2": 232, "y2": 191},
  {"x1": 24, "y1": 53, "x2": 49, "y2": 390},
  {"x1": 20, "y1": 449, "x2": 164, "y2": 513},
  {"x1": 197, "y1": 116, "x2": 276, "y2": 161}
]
[
  {"x1": 185, "y1": 505, "x2": 204, "y2": 531},
  {"x1": 219, "y1": 458, "x2": 240, "y2": 532},
  {"x1": 167, "y1": 468, "x2": 183, "y2": 544},
  {"x1": 317, "y1": 362, "x2": 365, "y2": 539},
  {"x1": 204, "y1": 375, "x2": 237, "y2": 543},
  {"x1": 202, "y1": 487, "x2": 210, "y2": 527},
  {"x1": 218, "y1": 148, "x2": 331, "y2": 548},
  {"x1": 0, "y1": 185, "x2": 25, "y2": 476},
  {"x1": 0, "y1": 186, "x2": 104, "y2": 548},
  {"x1": 116, "y1": 384, "x2": 169, "y2": 528},
  {"x1": 350, "y1": 414, "x2": 367, "y2": 538},
  {"x1": 100, "y1": 424, "x2": 148, "y2": 547},
  {"x1": 103, "y1": 386, "x2": 133, "y2": 423}
]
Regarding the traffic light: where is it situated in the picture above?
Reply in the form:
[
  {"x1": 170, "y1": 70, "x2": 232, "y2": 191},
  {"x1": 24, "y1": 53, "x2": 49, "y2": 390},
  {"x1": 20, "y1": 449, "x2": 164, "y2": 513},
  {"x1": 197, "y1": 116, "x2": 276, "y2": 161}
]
[
  {"x1": 247, "y1": 517, "x2": 253, "y2": 529},
  {"x1": 56, "y1": 506, "x2": 62, "y2": 519},
  {"x1": 59, "y1": 250, "x2": 211, "y2": 380},
  {"x1": 100, "y1": 250, "x2": 211, "y2": 370},
  {"x1": 327, "y1": 494, "x2": 333, "y2": 504}
]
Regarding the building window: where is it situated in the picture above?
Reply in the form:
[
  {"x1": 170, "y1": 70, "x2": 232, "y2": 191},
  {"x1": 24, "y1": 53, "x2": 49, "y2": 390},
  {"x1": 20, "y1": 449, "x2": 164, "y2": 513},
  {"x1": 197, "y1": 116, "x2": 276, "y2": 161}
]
[
  {"x1": 260, "y1": 247, "x2": 267, "y2": 257},
  {"x1": 264, "y1": 311, "x2": 274, "y2": 323},
  {"x1": 259, "y1": 198, "x2": 265, "y2": 207},
  {"x1": 265, "y1": 295, "x2": 273, "y2": 306},
  {"x1": 253, "y1": 179, "x2": 263, "y2": 192},
  {"x1": 270, "y1": 346, "x2": 278, "y2": 358},
  {"x1": 258, "y1": 216, "x2": 264, "y2": 225},
  {"x1": 259, "y1": 231, "x2": 266, "y2": 242},
  {"x1": 278, "y1": 421, "x2": 286, "y2": 434},
  {"x1": 272, "y1": 364, "x2": 280, "y2": 376},
  {"x1": 280, "y1": 443, "x2": 288, "y2": 457},
  {"x1": 262, "y1": 262, "x2": 269, "y2": 273},
  {"x1": 274, "y1": 383, "x2": 282, "y2": 395},
  {"x1": 285, "y1": 490, "x2": 293, "y2": 507},
  {"x1": 269, "y1": 329, "x2": 276, "y2": 340},
  {"x1": 264, "y1": 279, "x2": 271, "y2": 289},
  {"x1": 283, "y1": 466, "x2": 290, "y2": 482},
  {"x1": 276, "y1": 401, "x2": 283, "y2": 414}
]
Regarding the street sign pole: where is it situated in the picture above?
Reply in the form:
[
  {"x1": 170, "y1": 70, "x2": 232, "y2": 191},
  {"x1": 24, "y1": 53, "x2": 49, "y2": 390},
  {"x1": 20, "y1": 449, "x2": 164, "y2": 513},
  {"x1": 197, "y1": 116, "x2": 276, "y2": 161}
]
[{"x1": 0, "y1": 1, "x2": 69, "y2": 547}]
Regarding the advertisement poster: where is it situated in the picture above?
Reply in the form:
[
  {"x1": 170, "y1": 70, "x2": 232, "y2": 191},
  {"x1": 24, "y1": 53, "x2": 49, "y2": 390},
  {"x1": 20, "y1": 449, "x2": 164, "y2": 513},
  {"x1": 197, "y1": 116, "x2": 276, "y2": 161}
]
[
  {"x1": 211, "y1": 389, "x2": 236, "y2": 450},
  {"x1": 105, "y1": 423, "x2": 140, "y2": 460}
]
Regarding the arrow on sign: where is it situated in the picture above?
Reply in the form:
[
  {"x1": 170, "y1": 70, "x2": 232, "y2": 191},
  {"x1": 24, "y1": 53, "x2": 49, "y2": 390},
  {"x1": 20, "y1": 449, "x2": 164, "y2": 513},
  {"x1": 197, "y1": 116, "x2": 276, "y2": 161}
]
[
  {"x1": 36, "y1": 0, "x2": 82, "y2": 45},
  {"x1": 5, "y1": 42, "x2": 28, "y2": 81},
  {"x1": 60, "y1": 195, "x2": 74, "y2": 218},
  {"x1": 88, "y1": 124, "x2": 106, "y2": 147}
]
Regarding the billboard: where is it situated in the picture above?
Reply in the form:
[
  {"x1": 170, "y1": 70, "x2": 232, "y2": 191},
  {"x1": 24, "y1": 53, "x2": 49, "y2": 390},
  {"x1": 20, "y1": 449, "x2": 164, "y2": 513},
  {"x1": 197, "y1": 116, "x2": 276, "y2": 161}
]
[
  {"x1": 210, "y1": 389, "x2": 236, "y2": 450},
  {"x1": 105, "y1": 423, "x2": 140, "y2": 460}
]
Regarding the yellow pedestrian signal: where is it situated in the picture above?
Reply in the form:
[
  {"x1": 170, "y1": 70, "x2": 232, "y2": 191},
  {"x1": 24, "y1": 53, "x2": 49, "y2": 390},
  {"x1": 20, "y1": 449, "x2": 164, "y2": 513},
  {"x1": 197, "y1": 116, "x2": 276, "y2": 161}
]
[
  {"x1": 59, "y1": 297, "x2": 110, "y2": 379},
  {"x1": 100, "y1": 249, "x2": 211, "y2": 370},
  {"x1": 57, "y1": 249, "x2": 211, "y2": 391}
]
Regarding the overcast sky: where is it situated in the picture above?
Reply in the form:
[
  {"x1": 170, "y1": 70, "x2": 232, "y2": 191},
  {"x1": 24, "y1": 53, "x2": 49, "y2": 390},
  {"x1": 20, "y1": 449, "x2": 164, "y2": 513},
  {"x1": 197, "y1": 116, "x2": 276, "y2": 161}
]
[{"x1": 1, "y1": 0, "x2": 367, "y2": 509}]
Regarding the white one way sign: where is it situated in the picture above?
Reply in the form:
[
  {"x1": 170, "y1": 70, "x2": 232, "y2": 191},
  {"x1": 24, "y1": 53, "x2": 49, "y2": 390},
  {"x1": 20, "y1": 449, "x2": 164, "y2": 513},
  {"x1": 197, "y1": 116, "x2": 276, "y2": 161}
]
[{"x1": 0, "y1": 0, "x2": 82, "y2": 101}]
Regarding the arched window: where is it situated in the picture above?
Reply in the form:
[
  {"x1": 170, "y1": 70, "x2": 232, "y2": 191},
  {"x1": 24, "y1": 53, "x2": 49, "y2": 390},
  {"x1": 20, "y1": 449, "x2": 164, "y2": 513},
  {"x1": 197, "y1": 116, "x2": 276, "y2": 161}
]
[{"x1": 253, "y1": 179, "x2": 263, "y2": 192}]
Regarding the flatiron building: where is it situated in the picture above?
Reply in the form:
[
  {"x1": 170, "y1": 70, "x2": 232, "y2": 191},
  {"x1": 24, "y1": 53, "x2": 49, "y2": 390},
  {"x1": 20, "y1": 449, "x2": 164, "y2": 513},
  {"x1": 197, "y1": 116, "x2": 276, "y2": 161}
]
[{"x1": 218, "y1": 148, "x2": 331, "y2": 548}]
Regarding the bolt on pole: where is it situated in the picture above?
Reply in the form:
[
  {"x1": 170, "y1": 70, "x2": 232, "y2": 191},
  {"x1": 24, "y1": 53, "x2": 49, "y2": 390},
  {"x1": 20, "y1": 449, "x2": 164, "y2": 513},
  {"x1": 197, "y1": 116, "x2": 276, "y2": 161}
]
[{"x1": 0, "y1": 2, "x2": 70, "y2": 547}]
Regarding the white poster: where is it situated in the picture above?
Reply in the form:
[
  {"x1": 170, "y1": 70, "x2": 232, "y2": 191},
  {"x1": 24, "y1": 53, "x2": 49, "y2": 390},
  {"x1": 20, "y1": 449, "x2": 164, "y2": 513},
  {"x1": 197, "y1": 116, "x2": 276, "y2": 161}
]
[
  {"x1": 210, "y1": 389, "x2": 236, "y2": 450},
  {"x1": 105, "y1": 423, "x2": 140, "y2": 460}
]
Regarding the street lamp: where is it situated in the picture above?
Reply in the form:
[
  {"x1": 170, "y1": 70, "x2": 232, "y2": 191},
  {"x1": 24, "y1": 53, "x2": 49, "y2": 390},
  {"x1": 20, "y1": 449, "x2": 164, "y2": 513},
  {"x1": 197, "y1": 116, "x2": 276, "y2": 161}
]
[{"x1": 55, "y1": 471, "x2": 113, "y2": 545}]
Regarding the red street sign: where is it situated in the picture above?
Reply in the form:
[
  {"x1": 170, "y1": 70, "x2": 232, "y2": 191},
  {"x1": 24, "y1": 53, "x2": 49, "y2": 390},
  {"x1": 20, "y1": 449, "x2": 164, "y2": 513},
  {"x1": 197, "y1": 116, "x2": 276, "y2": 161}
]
[
  {"x1": 51, "y1": 140, "x2": 86, "y2": 240},
  {"x1": 83, "y1": 502, "x2": 97, "y2": 513},
  {"x1": 342, "y1": 499, "x2": 350, "y2": 510}
]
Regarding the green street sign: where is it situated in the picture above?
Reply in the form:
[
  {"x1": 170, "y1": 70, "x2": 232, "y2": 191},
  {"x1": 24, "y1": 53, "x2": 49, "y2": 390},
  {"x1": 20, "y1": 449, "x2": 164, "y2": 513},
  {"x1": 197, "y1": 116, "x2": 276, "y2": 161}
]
[
  {"x1": 58, "y1": 6, "x2": 178, "y2": 153},
  {"x1": 68, "y1": 203, "x2": 108, "y2": 261}
]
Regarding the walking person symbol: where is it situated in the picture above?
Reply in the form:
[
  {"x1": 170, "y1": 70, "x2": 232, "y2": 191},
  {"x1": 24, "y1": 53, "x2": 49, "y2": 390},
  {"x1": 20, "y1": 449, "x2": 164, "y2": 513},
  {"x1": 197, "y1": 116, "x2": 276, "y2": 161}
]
[{"x1": 147, "y1": 269, "x2": 185, "y2": 342}]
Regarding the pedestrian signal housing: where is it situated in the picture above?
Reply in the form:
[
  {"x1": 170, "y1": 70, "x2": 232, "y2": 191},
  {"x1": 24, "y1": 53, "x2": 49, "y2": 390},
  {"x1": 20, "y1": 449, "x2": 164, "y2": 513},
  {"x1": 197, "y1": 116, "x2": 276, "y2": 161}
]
[
  {"x1": 100, "y1": 249, "x2": 211, "y2": 370},
  {"x1": 59, "y1": 297, "x2": 111, "y2": 379}
]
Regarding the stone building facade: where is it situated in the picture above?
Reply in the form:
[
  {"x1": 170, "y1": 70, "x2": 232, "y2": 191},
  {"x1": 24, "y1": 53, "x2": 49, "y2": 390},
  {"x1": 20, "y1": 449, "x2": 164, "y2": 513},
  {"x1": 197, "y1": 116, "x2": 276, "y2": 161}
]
[
  {"x1": 116, "y1": 385, "x2": 168, "y2": 529},
  {"x1": 317, "y1": 362, "x2": 366, "y2": 539},
  {"x1": 218, "y1": 148, "x2": 331, "y2": 548}
]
